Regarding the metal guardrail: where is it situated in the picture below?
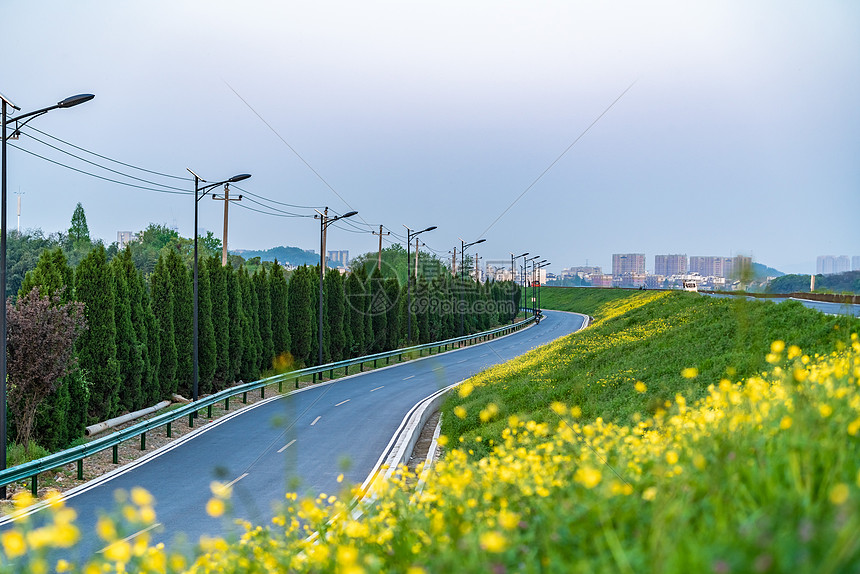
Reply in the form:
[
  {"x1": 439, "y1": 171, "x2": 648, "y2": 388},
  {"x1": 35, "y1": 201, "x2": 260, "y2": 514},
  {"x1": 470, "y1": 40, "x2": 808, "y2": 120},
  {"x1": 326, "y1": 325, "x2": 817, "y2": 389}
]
[{"x1": 0, "y1": 316, "x2": 535, "y2": 494}]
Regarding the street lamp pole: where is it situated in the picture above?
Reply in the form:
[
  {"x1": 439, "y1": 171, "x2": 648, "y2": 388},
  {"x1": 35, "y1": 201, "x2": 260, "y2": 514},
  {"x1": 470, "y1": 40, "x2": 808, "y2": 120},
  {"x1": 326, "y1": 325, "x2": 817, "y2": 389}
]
[
  {"x1": 188, "y1": 170, "x2": 251, "y2": 409},
  {"x1": 525, "y1": 255, "x2": 540, "y2": 316},
  {"x1": 510, "y1": 252, "x2": 528, "y2": 323},
  {"x1": 315, "y1": 209, "x2": 358, "y2": 366},
  {"x1": 1, "y1": 92, "x2": 94, "y2": 496},
  {"x1": 458, "y1": 237, "x2": 486, "y2": 336},
  {"x1": 404, "y1": 225, "x2": 436, "y2": 345}
]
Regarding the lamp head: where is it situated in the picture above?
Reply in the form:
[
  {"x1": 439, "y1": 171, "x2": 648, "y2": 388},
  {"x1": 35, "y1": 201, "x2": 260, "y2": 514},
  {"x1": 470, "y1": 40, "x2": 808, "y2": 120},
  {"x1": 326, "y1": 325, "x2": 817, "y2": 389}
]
[
  {"x1": 423, "y1": 225, "x2": 437, "y2": 233},
  {"x1": 228, "y1": 174, "x2": 252, "y2": 183},
  {"x1": 57, "y1": 94, "x2": 95, "y2": 108},
  {"x1": 342, "y1": 211, "x2": 359, "y2": 218},
  {"x1": 475, "y1": 239, "x2": 486, "y2": 245}
]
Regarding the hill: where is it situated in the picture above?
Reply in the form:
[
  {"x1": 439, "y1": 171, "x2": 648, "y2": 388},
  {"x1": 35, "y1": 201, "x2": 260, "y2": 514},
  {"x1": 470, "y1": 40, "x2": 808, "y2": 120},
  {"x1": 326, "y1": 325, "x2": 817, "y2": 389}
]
[
  {"x1": 232, "y1": 245, "x2": 323, "y2": 267},
  {"x1": 766, "y1": 270, "x2": 860, "y2": 295}
]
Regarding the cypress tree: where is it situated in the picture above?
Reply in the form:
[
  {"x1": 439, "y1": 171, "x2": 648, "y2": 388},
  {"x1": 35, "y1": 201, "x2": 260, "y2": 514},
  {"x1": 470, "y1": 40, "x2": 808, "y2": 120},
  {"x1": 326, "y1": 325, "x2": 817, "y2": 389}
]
[
  {"x1": 110, "y1": 256, "x2": 144, "y2": 412},
  {"x1": 270, "y1": 260, "x2": 290, "y2": 358},
  {"x1": 19, "y1": 247, "x2": 73, "y2": 301},
  {"x1": 287, "y1": 266, "x2": 313, "y2": 365},
  {"x1": 150, "y1": 253, "x2": 176, "y2": 397},
  {"x1": 326, "y1": 268, "x2": 346, "y2": 361},
  {"x1": 167, "y1": 249, "x2": 193, "y2": 396},
  {"x1": 75, "y1": 245, "x2": 121, "y2": 422},
  {"x1": 254, "y1": 267, "x2": 274, "y2": 371},
  {"x1": 239, "y1": 267, "x2": 261, "y2": 381},
  {"x1": 309, "y1": 266, "x2": 320, "y2": 365},
  {"x1": 227, "y1": 266, "x2": 244, "y2": 383},
  {"x1": 206, "y1": 256, "x2": 230, "y2": 390},
  {"x1": 344, "y1": 271, "x2": 365, "y2": 357},
  {"x1": 142, "y1": 280, "x2": 162, "y2": 405},
  {"x1": 369, "y1": 268, "x2": 387, "y2": 353},
  {"x1": 417, "y1": 277, "x2": 431, "y2": 344},
  {"x1": 116, "y1": 247, "x2": 152, "y2": 410},
  {"x1": 197, "y1": 261, "x2": 217, "y2": 394},
  {"x1": 385, "y1": 277, "x2": 401, "y2": 350}
]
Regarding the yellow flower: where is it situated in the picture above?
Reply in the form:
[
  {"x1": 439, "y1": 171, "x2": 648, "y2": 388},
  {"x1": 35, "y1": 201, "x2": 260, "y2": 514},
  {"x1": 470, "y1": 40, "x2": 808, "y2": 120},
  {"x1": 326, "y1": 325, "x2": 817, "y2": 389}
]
[
  {"x1": 665, "y1": 451, "x2": 679, "y2": 465},
  {"x1": 819, "y1": 404, "x2": 833, "y2": 418},
  {"x1": 830, "y1": 483, "x2": 850, "y2": 505},
  {"x1": 104, "y1": 540, "x2": 132, "y2": 563},
  {"x1": 849, "y1": 418, "x2": 860, "y2": 436},
  {"x1": 574, "y1": 466, "x2": 602, "y2": 489},
  {"x1": 498, "y1": 510, "x2": 519, "y2": 530},
  {"x1": 1, "y1": 530, "x2": 26, "y2": 558},
  {"x1": 458, "y1": 382, "x2": 474, "y2": 398},
  {"x1": 634, "y1": 381, "x2": 647, "y2": 393},
  {"x1": 56, "y1": 559, "x2": 72, "y2": 573},
  {"x1": 337, "y1": 473, "x2": 344, "y2": 483},
  {"x1": 96, "y1": 516, "x2": 117, "y2": 542},
  {"x1": 681, "y1": 367, "x2": 698, "y2": 379},
  {"x1": 550, "y1": 402, "x2": 567, "y2": 415},
  {"x1": 454, "y1": 406, "x2": 467, "y2": 419},
  {"x1": 779, "y1": 416, "x2": 793, "y2": 430},
  {"x1": 437, "y1": 435, "x2": 449, "y2": 446},
  {"x1": 210, "y1": 481, "x2": 232, "y2": 499},
  {"x1": 642, "y1": 487, "x2": 658, "y2": 501},
  {"x1": 479, "y1": 530, "x2": 507, "y2": 553},
  {"x1": 130, "y1": 487, "x2": 154, "y2": 507},
  {"x1": 770, "y1": 340, "x2": 785, "y2": 354},
  {"x1": 206, "y1": 498, "x2": 225, "y2": 517}
]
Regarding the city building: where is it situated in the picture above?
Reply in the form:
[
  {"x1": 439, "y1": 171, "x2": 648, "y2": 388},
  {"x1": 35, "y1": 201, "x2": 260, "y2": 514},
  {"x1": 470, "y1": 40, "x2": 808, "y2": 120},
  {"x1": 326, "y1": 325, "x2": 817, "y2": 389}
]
[
  {"x1": 591, "y1": 274, "x2": 614, "y2": 287},
  {"x1": 688, "y1": 256, "x2": 724, "y2": 278},
  {"x1": 654, "y1": 254, "x2": 687, "y2": 277},
  {"x1": 117, "y1": 231, "x2": 137, "y2": 250},
  {"x1": 836, "y1": 256, "x2": 851, "y2": 274},
  {"x1": 612, "y1": 253, "x2": 645, "y2": 277},
  {"x1": 817, "y1": 255, "x2": 852, "y2": 275},
  {"x1": 327, "y1": 250, "x2": 349, "y2": 267},
  {"x1": 854, "y1": 256, "x2": 860, "y2": 271}
]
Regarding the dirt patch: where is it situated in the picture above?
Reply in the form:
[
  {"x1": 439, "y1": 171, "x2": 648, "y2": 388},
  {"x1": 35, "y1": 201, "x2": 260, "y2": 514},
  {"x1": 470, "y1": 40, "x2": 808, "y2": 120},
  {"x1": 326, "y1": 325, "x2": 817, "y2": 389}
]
[{"x1": 406, "y1": 410, "x2": 442, "y2": 474}]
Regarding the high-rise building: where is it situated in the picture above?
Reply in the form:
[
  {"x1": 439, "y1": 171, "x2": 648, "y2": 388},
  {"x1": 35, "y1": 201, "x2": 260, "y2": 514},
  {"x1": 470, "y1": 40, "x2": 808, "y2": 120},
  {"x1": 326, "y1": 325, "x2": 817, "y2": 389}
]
[
  {"x1": 612, "y1": 253, "x2": 645, "y2": 277},
  {"x1": 689, "y1": 256, "x2": 723, "y2": 277},
  {"x1": 327, "y1": 250, "x2": 349, "y2": 267},
  {"x1": 836, "y1": 256, "x2": 851, "y2": 274},
  {"x1": 853, "y1": 256, "x2": 860, "y2": 271},
  {"x1": 654, "y1": 254, "x2": 687, "y2": 276},
  {"x1": 818, "y1": 255, "x2": 851, "y2": 275},
  {"x1": 117, "y1": 231, "x2": 137, "y2": 250},
  {"x1": 817, "y1": 255, "x2": 834, "y2": 274}
]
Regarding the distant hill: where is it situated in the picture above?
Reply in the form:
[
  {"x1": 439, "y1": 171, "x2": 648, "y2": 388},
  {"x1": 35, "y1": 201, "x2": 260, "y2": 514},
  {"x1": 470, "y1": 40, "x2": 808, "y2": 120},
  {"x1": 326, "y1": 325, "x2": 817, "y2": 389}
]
[
  {"x1": 232, "y1": 245, "x2": 323, "y2": 267},
  {"x1": 766, "y1": 270, "x2": 860, "y2": 295},
  {"x1": 753, "y1": 262, "x2": 784, "y2": 280}
]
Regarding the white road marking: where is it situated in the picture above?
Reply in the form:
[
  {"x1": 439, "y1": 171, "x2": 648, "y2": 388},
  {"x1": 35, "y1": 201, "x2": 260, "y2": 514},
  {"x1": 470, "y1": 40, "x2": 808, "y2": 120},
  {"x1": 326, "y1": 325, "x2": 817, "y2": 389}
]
[
  {"x1": 335, "y1": 399, "x2": 350, "y2": 407},
  {"x1": 226, "y1": 473, "x2": 249, "y2": 488},
  {"x1": 370, "y1": 386, "x2": 384, "y2": 392},
  {"x1": 98, "y1": 523, "x2": 161, "y2": 554},
  {"x1": 433, "y1": 366, "x2": 444, "y2": 371},
  {"x1": 277, "y1": 440, "x2": 296, "y2": 453},
  {"x1": 311, "y1": 416, "x2": 321, "y2": 426},
  {"x1": 403, "y1": 375, "x2": 415, "y2": 380}
]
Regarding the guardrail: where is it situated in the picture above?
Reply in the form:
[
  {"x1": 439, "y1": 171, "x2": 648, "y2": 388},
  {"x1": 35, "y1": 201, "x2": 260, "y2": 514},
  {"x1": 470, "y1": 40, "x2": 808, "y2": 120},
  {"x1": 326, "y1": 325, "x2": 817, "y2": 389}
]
[{"x1": 0, "y1": 316, "x2": 535, "y2": 495}]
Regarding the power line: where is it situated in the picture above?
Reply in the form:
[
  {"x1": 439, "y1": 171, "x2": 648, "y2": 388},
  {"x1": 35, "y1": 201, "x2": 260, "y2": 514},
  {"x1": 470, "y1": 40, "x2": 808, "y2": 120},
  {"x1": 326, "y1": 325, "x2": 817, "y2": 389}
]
[{"x1": 231, "y1": 185, "x2": 325, "y2": 210}]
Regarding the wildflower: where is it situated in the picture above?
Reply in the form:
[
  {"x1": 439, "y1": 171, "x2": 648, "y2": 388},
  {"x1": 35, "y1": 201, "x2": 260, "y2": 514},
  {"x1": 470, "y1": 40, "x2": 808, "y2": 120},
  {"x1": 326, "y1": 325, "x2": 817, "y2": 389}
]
[
  {"x1": 574, "y1": 466, "x2": 602, "y2": 489},
  {"x1": 819, "y1": 404, "x2": 833, "y2": 418},
  {"x1": 779, "y1": 416, "x2": 793, "y2": 430},
  {"x1": 131, "y1": 487, "x2": 154, "y2": 507},
  {"x1": 1, "y1": 530, "x2": 26, "y2": 558},
  {"x1": 681, "y1": 367, "x2": 698, "y2": 379},
  {"x1": 666, "y1": 451, "x2": 679, "y2": 465},
  {"x1": 634, "y1": 381, "x2": 647, "y2": 393},
  {"x1": 454, "y1": 406, "x2": 467, "y2": 419},
  {"x1": 206, "y1": 498, "x2": 225, "y2": 517},
  {"x1": 829, "y1": 483, "x2": 850, "y2": 505},
  {"x1": 642, "y1": 487, "x2": 658, "y2": 501},
  {"x1": 479, "y1": 530, "x2": 507, "y2": 553},
  {"x1": 771, "y1": 340, "x2": 785, "y2": 354},
  {"x1": 458, "y1": 382, "x2": 474, "y2": 398},
  {"x1": 96, "y1": 516, "x2": 117, "y2": 542}
]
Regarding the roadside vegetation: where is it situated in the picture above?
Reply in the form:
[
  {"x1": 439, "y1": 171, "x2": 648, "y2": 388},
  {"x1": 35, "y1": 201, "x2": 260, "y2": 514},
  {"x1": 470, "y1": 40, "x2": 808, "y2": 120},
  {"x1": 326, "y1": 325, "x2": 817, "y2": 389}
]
[{"x1": 1, "y1": 289, "x2": 858, "y2": 572}]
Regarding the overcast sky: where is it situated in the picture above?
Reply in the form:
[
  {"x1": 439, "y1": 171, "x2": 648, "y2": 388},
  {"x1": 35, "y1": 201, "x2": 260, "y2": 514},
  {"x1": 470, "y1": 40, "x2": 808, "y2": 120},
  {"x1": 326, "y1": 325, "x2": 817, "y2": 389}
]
[{"x1": 4, "y1": 1, "x2": 858, "y2": 275}]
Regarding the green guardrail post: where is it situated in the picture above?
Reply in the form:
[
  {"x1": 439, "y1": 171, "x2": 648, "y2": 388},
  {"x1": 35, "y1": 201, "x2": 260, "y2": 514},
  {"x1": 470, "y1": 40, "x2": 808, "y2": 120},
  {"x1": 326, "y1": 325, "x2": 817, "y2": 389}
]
[
  {"x1": 386, "y1": 356, "x2": 390, "y2": 365},
  {"x1": 189, "y1": 412, "x2": 195, "y2": 428},
  {"x1": 77, "y1": 459, "x2": 83, "y2": 480},
  {"x1": 113, "y1": 445, "x2": 118, "y2": 464},
  {"x1": 329, "y1": 368, "x2": 334, "y2": 378},
  {"x1": 243, "y1": 392, "x2": 248, "y2": 404},
  {"x1": 313, "y1": 372, "x2": 317, "y2": 384},
  {"x1": 141, "y1": 432, "x2": 146, "y2": 450},
  {"x1": 207, "y1": 404, "x2": 213, "y2": 418},
  {"x1": 225, "y1": 397, "x2": 230, "y2": 410},
  {"x1": 167, "y1": 421, "x2": 172, "y2": 438},
  {"x1": 261, "y1": 387, "x2": 265, "y2": 399},
  {"x1": 279, "y1": 380, "x2": 283, "y2": 393},
  {"x1": 295, "y1": 377, "x2": 299, "y2": 388},
  {"x1": 359, "y1": 362, "x2": 363, "y2": 372},
  {"x1": 31, "y1": 474, "x2": 37, "y2": 496},
  {"x1": 373, "y1": 359, "x2": 377, "y2": 368},
  {"x1": 344, "y1": 365, "x2": 349, "y2": 377}
]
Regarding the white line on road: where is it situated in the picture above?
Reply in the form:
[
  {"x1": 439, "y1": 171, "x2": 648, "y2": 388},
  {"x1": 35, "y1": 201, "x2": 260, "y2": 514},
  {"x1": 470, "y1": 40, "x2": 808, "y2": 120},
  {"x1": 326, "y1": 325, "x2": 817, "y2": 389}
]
[
  {"x1": 226, "y1": 473, "x2": 249, "y2": 488},
  {"x1": 335, "y1": 399, "x2": 351, "y2": 406},
  {"x1": 403, "y1": 375, "x2": 415, "y2": 380},
  {"x1": 433, "y1": 366, "x2": 444, "y2": 371},
  {"x1": 370, "y1": 386, "x2": 384, "y2": 392},
  {"x1": 311, "y1": 416, "x2": 321, "y2": 426},
  {"x1": 277, "y1": 440, "x2": 296, "y2": 453},
  {"x1": 98, "y1": 523, "x2": 161, "y2": 554},
  {"x1": 457, "y1": 359, "x2": 467, "y2": 364}
]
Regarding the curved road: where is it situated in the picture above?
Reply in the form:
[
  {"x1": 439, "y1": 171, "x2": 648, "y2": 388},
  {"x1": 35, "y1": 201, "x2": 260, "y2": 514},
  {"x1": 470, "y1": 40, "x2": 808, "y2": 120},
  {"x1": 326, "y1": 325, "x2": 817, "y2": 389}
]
[{"x1": 3, "y1": 310, "x2": 586, "y2": 560}]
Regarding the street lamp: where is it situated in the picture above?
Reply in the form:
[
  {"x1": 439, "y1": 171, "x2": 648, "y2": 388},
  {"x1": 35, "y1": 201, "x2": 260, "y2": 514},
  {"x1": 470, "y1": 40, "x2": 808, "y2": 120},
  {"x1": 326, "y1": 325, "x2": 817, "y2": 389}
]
[
  {"x1": 458, "y1": 238, "x2": 486, "y2": 336},
  {"x1": 510, "y1": 252, "x2": 528, "y2": 323},
  {"x1": 188, "y1": 170, "x2": 251, "y2": 408},
  {"x1": 404, "y1": 225, "x2": 436, "y2": 344},
  {"x1": 1, "y1": 91, "x2": 94, "y2": 496},
  {"x1": 315, "y1": 209, "x2": 357, "y2": 366},
  {"x1": 525, "y1": 255, "x2": 540, "y2": 314},
  {"x1": 2, "y1": 93, "x2": 94, "y2": 460},
  {"x1": 536, "y1": 261, "x2": 550, "y2": 314}
]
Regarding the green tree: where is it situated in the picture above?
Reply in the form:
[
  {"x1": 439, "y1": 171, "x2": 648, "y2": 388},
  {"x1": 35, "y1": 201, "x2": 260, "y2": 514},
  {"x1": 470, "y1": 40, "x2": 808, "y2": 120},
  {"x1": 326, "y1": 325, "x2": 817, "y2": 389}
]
[
  {"x1": 115, "y1": 247, "x2": 155, "y2": 408},
  {"x1": 254, "y1": 267, "x2": 274, "y2": 371},
  {"x1": 75, "y1": 245, "x2": 121, "y2": 422},
  {"x1": 239, "y1": 267, "x2": 261, "y2": 381},
  {"x1": 19, "y1": 247, "x2": 74, "y2": 302},
  {"x1": 150, "y1": 254, "x2": 176, "y2": 397},
  {"x1": 197, "y1": 261, "x2": 217, "y2": 395},
  {"x1": 326, "y1": 269, "x2": 346, "y2": 361},
  {"x1": 385, "y1": 277, "x2": 402, "y2": 350},
  {"x1": 167, "y1": 249, "x2": 193, "y2": 396},
  {"x1": 270, "y1": 260, "x2": 291, "y2": 358},
  {"x1": 287, "y1": 266, "x2": 313, "y2": 366},
  {"x1": 227, "y1": 267, "x2": 244, "y2": 383},
  {"x1": 110, "y1": 256, "x2": 144, "y2": 412},
  {"x1": 344, "y1": 271, "x2": 365, "y2": 357},
  {"x1": 206, "y1": 257, "x2": 230, "y2": 390},
  {"x1": 68, "y1": 202, "x2": 90, "y2": 246},
  {"x1": 369, "y1": 268, "x2": 388, "y2": 353}
]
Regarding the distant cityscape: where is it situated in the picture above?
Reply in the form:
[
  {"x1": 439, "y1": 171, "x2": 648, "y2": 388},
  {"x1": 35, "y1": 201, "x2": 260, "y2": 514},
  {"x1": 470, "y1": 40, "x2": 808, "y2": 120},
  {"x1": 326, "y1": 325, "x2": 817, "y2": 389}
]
[{"x1": 816, "y1": 255, "x2": 860, "y2": 276}]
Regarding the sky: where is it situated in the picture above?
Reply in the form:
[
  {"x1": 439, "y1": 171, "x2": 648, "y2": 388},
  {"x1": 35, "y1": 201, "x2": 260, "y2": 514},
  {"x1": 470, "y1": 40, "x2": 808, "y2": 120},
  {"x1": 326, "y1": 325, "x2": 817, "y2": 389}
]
[{"x1": 3, "y1": 1, "x2": 858, "y2": 275}]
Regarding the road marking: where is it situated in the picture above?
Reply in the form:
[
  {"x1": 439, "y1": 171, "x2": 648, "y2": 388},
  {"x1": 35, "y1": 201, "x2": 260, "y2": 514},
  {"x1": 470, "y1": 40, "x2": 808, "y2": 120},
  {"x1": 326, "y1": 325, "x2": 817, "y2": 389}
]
[
  {"x1": 98, "y1": 523, "x2": 161, "y2": 554},
  {"x1": 403, "y1": 375, "x2": 415, "y2": 380},
  {"x1": 457, "y1": 359, "x2": 467, "y2": 364},
  {"x1": 225, "y1": 473, "x2": 249, "y2": 488},
  {"x1": 370, "y1": 386, "x2": 384, "y2": 392},
  {"x1": 335, "y1": 399, "x2": 350, "y2": 407},
  {"x1": 433, "y1": 366, "x2": 444, "y2": 371},
  {"x1": 278, "y1": 439, "x2": 296, "y2": 453},
  {"x1": 311, "y1": 416, "x2": 322, "y2": 426}
]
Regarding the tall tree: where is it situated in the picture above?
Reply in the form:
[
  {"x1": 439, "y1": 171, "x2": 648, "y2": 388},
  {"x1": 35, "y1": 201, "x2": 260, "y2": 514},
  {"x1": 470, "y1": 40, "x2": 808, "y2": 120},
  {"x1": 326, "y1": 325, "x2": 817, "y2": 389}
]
[
  {"x1": 270, "y1": 260, "x2": 290, "y2": 359},
  {"x1": 115, "y1": 247, "x2": 154, "y2": 409},
  {"x1": 7, "y1": 288, "x2": 86, "y2": 448},
  {"x1": 344, "y1": 271, "x2": 366, "y2": 357},
  {"x1": 68, "y1": 202, "x2": 90, "y2": 246},
  {"x1": 369, "y1": 267, "x2": 388, "y2": 353},
  {"x1": 150, "y1": 253, "x2": 176, "y2": 397},
  {"x1": 287, "y1": 266, "x2": 313, "y2": 365},
  {"x1": 254, "y1": 267, "x2": 274, "y2": 371},
  {"x1": 227, "y1": 266, "x2": 244, "y2": 383},
  {"x1": 19, "y1": 247, "x2": 74, "y2": 302},
  {"x1": 197, "y1": 261, "x2": 217, "y2": 394},
  {"x1": 385, "y1": 277, "x2": 402, "y2": 350},
  {"x1": 167, "y1": 249, "x2": 193, "y2": 396},
  {"x1": 206, "y1": 257, "x2": 230, "y2": 390},
  {"x1": 239, "y1": 267, "x2": 261, "y2": 381},
  {"x1": 110, "y1": 256, "x2": 144, "y2": 412},
  {"x1": 325, "y1": 268, "x2": 346, "y2": 362},
  {"x1": 75, "y1": 245, "x2": 121, "y2": 422}
]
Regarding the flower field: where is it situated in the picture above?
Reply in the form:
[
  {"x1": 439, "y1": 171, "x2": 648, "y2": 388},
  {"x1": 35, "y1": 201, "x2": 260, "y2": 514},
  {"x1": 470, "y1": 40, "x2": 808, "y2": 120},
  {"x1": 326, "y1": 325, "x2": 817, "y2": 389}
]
[{"x1": 1, "y1": 289, "x2": 858, "y2": 572}]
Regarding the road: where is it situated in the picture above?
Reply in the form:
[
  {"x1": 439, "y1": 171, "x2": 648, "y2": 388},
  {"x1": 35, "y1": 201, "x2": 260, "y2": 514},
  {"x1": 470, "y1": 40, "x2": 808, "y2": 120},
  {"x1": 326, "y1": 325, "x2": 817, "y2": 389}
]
[
  {"x1": 2, "y1": 309, "x2": 586, "y2": 561},
  {"x1": 702, "y1": 293, "x2": 860, "y2": 317}
]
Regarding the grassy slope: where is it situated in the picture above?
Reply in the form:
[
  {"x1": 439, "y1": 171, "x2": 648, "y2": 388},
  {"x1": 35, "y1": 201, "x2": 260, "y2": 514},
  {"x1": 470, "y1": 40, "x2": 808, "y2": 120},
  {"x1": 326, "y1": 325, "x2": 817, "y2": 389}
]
[{"x1": 443, "y1": 288, "x2": 858, "y2": 457}]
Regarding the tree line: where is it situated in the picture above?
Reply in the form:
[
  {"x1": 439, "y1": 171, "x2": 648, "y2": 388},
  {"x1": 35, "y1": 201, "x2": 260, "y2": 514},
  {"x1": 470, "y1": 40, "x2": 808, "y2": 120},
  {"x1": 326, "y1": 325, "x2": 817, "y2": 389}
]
[{"x1": 6, "y1": 209, "x2": 521, "y2": 454}]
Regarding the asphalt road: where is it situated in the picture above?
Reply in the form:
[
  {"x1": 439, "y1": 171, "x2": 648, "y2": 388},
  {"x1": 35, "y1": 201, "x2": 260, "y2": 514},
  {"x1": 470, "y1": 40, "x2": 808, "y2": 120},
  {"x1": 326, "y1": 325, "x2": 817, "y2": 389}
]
[{"x1": 2, "y1": 310, "x2": 586, "y2": 561}]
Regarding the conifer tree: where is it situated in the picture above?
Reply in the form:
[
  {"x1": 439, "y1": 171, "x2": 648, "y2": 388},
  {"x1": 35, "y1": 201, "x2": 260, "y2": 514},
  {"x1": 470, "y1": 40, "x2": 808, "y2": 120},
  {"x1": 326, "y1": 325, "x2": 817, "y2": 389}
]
[
  {"x1": 287, "y1": 266, "x2": 313, "y2": 365},
  {"x1": 206, "y1": 257, "x2": 230, "y2": 390},
  {"x1": 110, "y1": 256, "x2": 144, "y2": 412},
  {"x1": 325, "y1": 268, "x2": 346, "y2": 361},
  {"x1": 197, "y1": 261, "x2": 217, "y2": 394},
  {"x1": 369, "y1": 268, "x2": 388, "y2": 353},
  {"x1": 19, "y1": 247, "x2": 73, "y2": 301},
  {"x1": 75, "y1": 245, "x2": 121, "y2": 422},
  {"x1": 239, "y1": 267, "x2": 261, "y2": 381},
  {"x1": 227, "y1": 266, "x2": 244, "y2": 383},
  {"x1": 269, "y1": 260, "x2": 290, "y2": 358},
  {"x1": 142, "y1": 279, "x2": 161, "y2": 405},
  {"x1": 116, "y1": 247, "x2": 152, "y2": 410},
  {"x1": 344, "y1": 271, "x2": 365, "y2": 357},
  {"x1": 151, "y1": 253, "x2": 176, "y2": 397},
  {"x1": 309, "y1": 266, "x2": 320, "y2": 365},
  {"x1": 254, "y1": 267, "x2": 274, "y2": 371},
  {"x1": 167, "y1": 249, "x2": 193, "y2": 396},
  {"x1": 385, "y1": 277, "x2": 401, "y2": 350}
]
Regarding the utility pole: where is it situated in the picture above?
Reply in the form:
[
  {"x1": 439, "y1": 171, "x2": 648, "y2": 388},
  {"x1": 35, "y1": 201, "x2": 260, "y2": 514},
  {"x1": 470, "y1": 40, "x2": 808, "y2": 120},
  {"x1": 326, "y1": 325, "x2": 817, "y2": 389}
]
[
  {"x1": 451, "y1": 247, "x2": 457, "y2": 276},
  {"x1": 14, "y1": 189, "x2": 23, "y2": 234},
  {"x1": 414, "y1": 237, "x2": 419, "y2": 279},
  {"x1": 212, "y1": 183, "x2": 242, "y2": 266},
  {"x1": 321, "y1": 207, "x2": 329, "y2": 271},
  {"x1": 475, "y1": 252, "x2": 480, "y2": 283},
  {"x1": 372, "y1": 224, "x2": 389, "y2": 271}
]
